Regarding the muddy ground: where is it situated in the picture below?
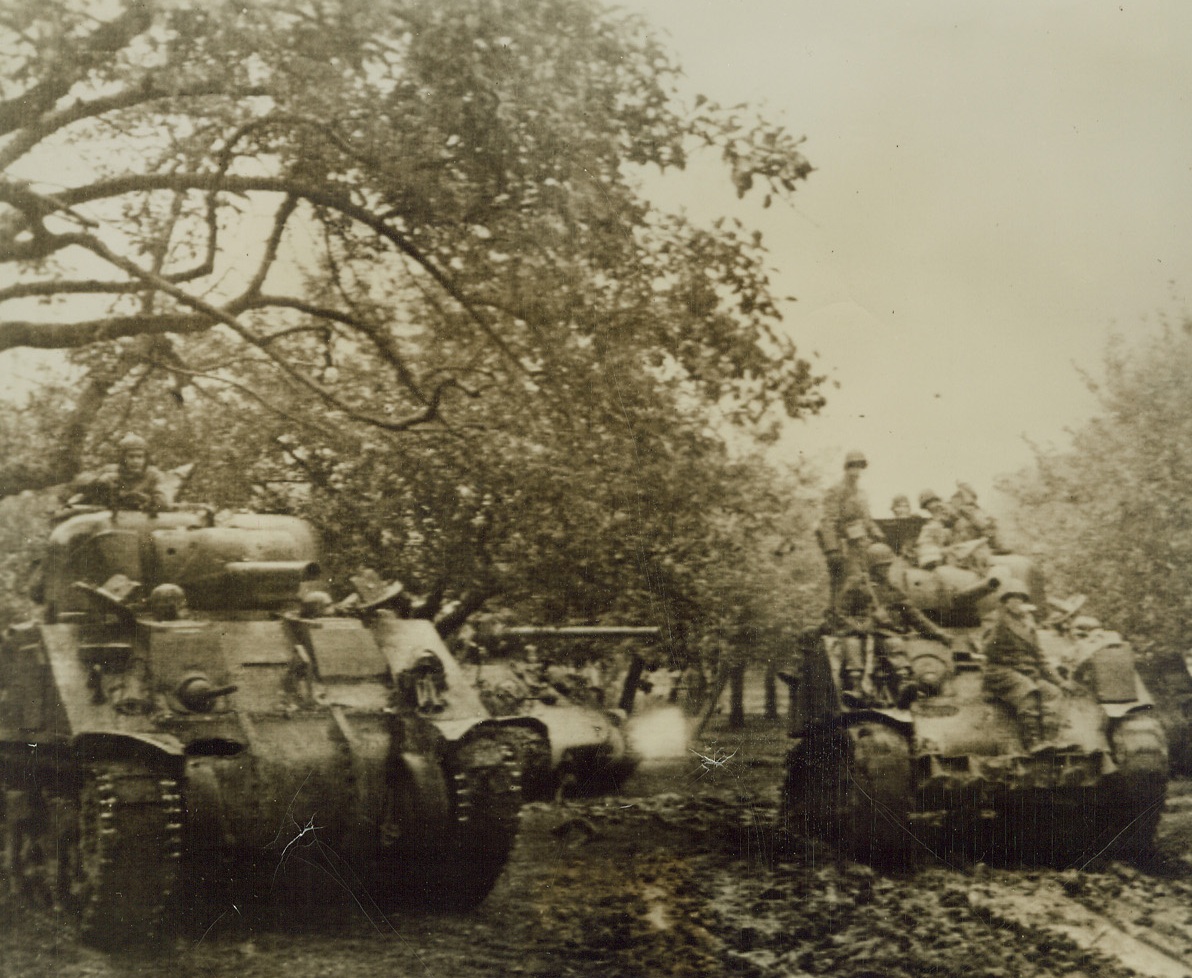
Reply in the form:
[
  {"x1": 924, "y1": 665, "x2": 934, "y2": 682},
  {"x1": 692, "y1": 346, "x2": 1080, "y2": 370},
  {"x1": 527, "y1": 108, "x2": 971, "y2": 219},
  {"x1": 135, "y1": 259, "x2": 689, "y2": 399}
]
[{"x1": 4, "y1": 714, "x2": 1192, "y2": 978}]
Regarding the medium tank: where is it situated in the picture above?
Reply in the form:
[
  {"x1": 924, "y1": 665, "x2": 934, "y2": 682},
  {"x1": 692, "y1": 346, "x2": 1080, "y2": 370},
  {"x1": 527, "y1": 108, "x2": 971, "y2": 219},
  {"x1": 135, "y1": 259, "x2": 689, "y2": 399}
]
[
  {"x1": 0, "y1": 504, "x2": 538, "y2": 945},
  {"x1": 781, "y1": 532, "x2": 1169, "y2": 867},
  {"x1": 472, "y1": 625, "x2": 661, "y2": 800}
]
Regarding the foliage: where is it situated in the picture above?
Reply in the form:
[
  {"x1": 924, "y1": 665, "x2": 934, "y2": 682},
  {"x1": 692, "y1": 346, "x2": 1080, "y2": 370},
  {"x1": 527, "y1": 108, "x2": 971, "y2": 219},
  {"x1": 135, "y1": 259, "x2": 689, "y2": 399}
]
[
  {"x1": 0, "y1": 490, "x2": 51, "y2": 631},
  {"x1": 1000, "y1": 315, "x2": 1192, "y2": 651},
  {"x1": 0, "y1": 0, "x2": 828, "y2": 643}
]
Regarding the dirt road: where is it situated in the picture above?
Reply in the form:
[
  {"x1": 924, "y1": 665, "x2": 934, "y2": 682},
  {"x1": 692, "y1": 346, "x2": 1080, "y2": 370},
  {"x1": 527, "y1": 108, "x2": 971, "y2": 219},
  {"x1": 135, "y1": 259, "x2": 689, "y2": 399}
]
[{"x1": 4, "y1": 717, "x2": 1192, "y2": 978}]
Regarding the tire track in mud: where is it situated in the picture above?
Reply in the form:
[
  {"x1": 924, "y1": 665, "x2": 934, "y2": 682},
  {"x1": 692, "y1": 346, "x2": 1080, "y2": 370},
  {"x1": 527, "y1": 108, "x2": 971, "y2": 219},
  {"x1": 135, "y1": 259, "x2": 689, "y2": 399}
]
[{"x1": 966, "y1": 871, "x2": 1192, "y2": 978}]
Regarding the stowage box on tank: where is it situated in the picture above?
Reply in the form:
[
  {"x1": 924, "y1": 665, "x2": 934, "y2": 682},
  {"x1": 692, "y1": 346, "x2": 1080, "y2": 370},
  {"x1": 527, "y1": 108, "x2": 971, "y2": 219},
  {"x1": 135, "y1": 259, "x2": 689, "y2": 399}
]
[
  {"x1": 780, "y1": 521, "x2": 1168, "y2": 867},
  {"x1": 0, "y1": 506, "x2": 539, "y2": 945}
]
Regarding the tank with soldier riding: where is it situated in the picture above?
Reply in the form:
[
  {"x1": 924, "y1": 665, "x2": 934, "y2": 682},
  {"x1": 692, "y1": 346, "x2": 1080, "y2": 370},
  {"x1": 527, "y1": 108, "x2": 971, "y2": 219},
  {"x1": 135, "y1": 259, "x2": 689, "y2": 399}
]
[
  {"x1": 785, "y1": 479, "x2": 1168, "y2": 866},
  {"x1": 0, "y1": 436, "x2": 538, "y2": 946}
]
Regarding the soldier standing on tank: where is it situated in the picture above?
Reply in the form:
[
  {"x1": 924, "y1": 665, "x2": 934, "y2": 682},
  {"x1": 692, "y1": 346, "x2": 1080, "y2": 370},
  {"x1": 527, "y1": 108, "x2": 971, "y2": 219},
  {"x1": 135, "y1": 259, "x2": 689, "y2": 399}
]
[
  {"x1": 982, "y1": 580, "x2": 1076, "y2": 752},
  {"x1": 63, "y1": 433, "x2": 169, "y2": 513},
  {"x1": 838, "y1": 542, "x2": 951, "y2": 708},
  {"x1": 817, "y1": 450, "x2": 884, "y2": 617}
]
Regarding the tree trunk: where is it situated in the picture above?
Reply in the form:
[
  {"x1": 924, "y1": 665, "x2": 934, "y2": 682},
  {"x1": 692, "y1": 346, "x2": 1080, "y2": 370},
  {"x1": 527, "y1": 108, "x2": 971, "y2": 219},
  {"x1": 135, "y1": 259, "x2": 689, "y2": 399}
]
[
  {"x1": 727, "y1": 662, "x2": 746, "y2": 730},
  {"x1": 763, "y1": 659, "x2": 778, "y2": 720}
]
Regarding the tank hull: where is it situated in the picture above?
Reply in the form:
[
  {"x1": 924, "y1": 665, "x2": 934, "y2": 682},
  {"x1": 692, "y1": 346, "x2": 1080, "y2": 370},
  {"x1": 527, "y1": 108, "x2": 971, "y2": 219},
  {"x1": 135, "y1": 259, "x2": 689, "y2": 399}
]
[
  {"x1": 0, "y1": 510, "x2": 526, "y2": 945},
  {"x1": 782, "y1": 615, "x2": 1168, "y2": 866}
]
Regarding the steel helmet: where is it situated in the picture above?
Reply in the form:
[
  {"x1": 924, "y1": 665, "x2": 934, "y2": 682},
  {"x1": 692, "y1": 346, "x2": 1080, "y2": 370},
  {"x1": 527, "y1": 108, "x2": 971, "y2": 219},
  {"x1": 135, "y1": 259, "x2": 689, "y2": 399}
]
[
  {"x1": 867, "y1": 542, "x2": 895, "y2": 567},
  {"x1": 918, "y1": 489, "x2": 941, "y2": 509},
  {"x1": 1000, "y1": 579, "x2": 1030, "y2": 602},
  {"x1": 844, "y1": 450, "x2": 868, "y2": 469},
  {"x1": 148, "y1": 583, "x2": 187, "y2": 621}
]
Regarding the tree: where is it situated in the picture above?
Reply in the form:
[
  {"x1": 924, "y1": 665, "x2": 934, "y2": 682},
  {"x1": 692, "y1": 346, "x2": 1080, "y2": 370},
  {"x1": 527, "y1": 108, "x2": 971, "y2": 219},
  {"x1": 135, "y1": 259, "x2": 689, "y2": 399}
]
[
  {"x1": 0, "y1": 0, "x2": 827, "y2": 640},
  {"x1": 1000, "y1": 315, "x2": 1192, "y2": 652},
  {"x1": 0, "y1": 0, "x2": 817, "y2": 469}
]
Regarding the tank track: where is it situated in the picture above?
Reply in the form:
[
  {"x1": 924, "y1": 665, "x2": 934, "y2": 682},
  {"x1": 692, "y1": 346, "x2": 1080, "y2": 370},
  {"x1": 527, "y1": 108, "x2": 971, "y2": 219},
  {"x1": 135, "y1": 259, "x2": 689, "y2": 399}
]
[
  {"x1": 1098, "y1": 710, "x2": 1168, "y2": 860},
  {"x1": 497, "y1": 725, "x2": 554, "y2": 801},
  {"x1": 73, "y1": 760, "x2": 183, "y2": 946},
  {"x1": 782, "y1": 721, "x2": 915, "y2": 867},
  {"x1": 376, "y1": 734, "x2": 521, "y2": 912}
]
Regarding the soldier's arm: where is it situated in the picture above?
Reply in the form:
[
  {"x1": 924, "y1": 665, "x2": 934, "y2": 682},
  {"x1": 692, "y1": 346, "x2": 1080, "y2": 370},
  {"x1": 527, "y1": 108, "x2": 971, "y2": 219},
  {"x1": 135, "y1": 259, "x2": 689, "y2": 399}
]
[
  {"x1": 888, "y1": 588, "x2": 949, "y2": 642},
  {"x1": 907, "y1": 605, "x2": 950, "y2": 643},
  {"x1": 144, "y1": 470, "x2": 170, "y2": 512}
]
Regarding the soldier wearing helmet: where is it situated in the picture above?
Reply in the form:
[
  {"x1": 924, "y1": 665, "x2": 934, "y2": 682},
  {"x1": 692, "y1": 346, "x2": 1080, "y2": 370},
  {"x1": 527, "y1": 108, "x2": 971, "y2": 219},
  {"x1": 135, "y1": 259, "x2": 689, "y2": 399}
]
[
  {"x1": 148, "y1": 583, "x2": 188, "y2": 621},
  {"x1": 914, "y1": 489, "x2": 954, "y2": 569},
  {"x1": 949, "y1": 482, "x2": 1007, "y2": 553},
  {"x1": 816, "y1": 450, "x2": 885, "y2": 617},
  {"x1": 982, "y1": 580, "x2": 1077, "y2": 751},
  {"x1": 835, "y1": 540, "x2": 951, "y2": 707},
  {"x1": 63, "y1": 433, "x2": 170, "y2": 513}
]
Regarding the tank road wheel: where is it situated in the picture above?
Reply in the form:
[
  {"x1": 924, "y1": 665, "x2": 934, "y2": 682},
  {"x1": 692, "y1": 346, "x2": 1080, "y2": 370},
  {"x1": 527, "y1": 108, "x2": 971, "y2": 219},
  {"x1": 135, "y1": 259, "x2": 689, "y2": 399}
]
[
  {"x1": 1099, "y1": 711, "x2": 1169, "y2": 860},
  {"x1": 376, "y1": 737, "x2": 521, "y2": 913},
  {"x1": 783, "y1": 723, "x2": 915, "y2": 868},
  {"x1": 64, "y1": 762, "x2": 183, "y2": 947}
]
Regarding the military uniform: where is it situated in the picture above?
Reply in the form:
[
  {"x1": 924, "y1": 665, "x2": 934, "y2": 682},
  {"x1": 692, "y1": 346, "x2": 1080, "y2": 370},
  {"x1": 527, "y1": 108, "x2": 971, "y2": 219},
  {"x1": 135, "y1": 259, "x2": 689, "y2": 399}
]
[
  {"x1": 838, "y1": 570, "x2": 949, "y2": 700},
  {"x1": 818, "y1": 478, "x2": 883, "y2": 612},
  {"x1": 982, "y1": 595, "x2": 1066, "y2": 749},
  {"x1": 949, "y1": 485, "x2": 1006, "y2": 553},
  {"x1": 914, "y1": 515, "x2": 952, "y2": 568},
  {"x1": 66, "y1": 462, "x2": 169, "y2": 512}
]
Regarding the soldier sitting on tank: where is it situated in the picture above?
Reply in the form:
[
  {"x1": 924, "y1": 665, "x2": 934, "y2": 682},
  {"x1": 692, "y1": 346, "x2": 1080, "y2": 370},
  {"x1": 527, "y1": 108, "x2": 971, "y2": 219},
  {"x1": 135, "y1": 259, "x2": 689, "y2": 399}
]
[
  {"x1": 914, "y1": 490, "x2": 954, "y2": 569},
  {"x1": 949, "y1": 482, "x2": 1008, "y2": 554},
  {"x1": 982, "y1": 580, "x2": 1079, "y2": 752},
  {"x1": 837, "y1": 542, "x2": 952, "y2": 709},
  {"x1": 62, "y1": 433, "x2": 170, "y2": 514}
]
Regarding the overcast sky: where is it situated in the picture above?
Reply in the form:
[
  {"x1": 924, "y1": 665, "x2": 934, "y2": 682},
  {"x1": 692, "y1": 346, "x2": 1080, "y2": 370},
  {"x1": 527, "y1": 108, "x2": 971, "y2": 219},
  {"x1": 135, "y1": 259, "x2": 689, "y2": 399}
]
[{"x1": 625, "y1": 0, "x2": 1192, "y2": 511}]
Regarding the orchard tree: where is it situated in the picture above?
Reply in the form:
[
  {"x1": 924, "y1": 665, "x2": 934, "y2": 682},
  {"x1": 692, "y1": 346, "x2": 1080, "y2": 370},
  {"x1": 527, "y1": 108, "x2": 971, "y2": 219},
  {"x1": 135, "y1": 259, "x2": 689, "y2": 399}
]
[
  {"x1": 1001, "y1": 315, "x2": 1192, "y2": 652},
  {"x1": 0, "y1": 0, "x2": 826, "y2": 637}
]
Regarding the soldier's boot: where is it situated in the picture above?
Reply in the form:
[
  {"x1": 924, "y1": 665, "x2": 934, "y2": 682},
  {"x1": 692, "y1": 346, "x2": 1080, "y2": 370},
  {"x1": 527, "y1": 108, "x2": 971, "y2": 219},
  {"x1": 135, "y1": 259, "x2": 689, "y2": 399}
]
[
  {"x1": 841, "y1": 669, "x2": 865, "y2": 708},
  {"x1": 893, "y1": 668, "x2": 919, "y2": 710},
  {"x1": 1016, "y1": 694, "x2": 1046, "y2": 752}
]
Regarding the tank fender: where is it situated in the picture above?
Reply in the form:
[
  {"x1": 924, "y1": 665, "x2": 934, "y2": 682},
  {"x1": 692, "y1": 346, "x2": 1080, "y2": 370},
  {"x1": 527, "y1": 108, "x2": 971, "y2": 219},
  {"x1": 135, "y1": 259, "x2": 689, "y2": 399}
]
[
  {"x1": 389, "y1": 750, "x2": 454, "y2": 846},
  {"x1": 72, "y1": 731, "x2": 185, "y2": 775},
  {"x1": 522, "y1": 704, "x2": 624, "y2": 767},
  {"x1": 836, "y1": 709, "x2": 914, "y2": 735},
  {"x1": 429, "y1": 715, "x2": 548, "y2": 745}
]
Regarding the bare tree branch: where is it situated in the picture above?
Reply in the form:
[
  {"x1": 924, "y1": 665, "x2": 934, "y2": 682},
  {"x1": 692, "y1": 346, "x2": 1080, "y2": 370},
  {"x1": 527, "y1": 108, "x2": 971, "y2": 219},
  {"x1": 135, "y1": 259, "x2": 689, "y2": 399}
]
[
  {"x1": 0, "y1": 5, "x2": 152, "y2": 138},
  {"x1": 0, "y1": 313, "x2": 211, "y2": 349},
  {"x1": 64, "y1": 231, "x2": 474, "y2": 434}
]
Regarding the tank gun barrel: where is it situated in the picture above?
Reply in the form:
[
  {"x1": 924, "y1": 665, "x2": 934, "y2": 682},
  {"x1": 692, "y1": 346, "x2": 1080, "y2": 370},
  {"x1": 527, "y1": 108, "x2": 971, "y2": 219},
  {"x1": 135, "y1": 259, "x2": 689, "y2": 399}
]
[
  {"x1": 953, "y1": 575, "x2": 1000, "y2": 605},
  {"x1": 222, "y1": 560, "x2": 320, "y2": 588}
]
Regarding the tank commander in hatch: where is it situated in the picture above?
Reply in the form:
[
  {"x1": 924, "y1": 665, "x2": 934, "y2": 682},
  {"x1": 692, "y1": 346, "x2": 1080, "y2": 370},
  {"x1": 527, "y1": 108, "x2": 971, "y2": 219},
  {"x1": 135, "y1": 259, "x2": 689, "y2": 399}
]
[
  {"x1": 838, "y1": 542, "x2": 952, "y2": 708},
  {"x1": 63, "y1": 433, "x2": 170, "y2": 513},
  {"x1": 982, "y1": 580, "x2": 1078, "y2": 752},
  {"x1": 817, "y1": 450, "x2": 885, "y2": 616}
]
